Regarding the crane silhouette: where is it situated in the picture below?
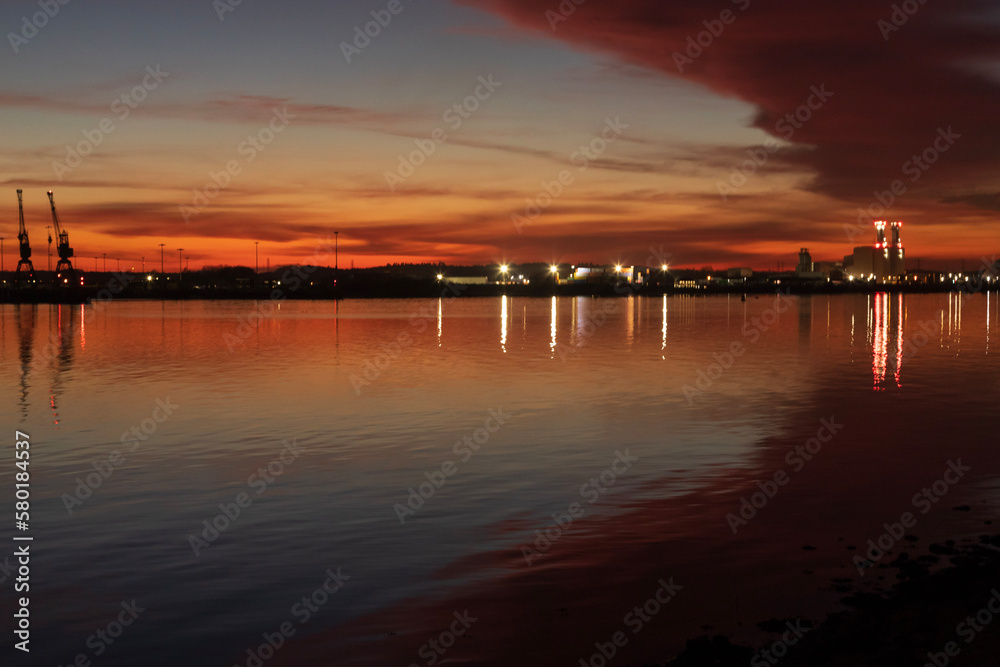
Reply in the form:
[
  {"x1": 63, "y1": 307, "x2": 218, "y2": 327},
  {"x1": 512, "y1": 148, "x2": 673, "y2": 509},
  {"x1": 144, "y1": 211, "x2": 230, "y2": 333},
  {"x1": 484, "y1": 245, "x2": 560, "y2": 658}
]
[
  {"x1": 47, "y1": 190, "x2": 77, "y2": 283},
  {"x1": 15, "y1": 189, "x2": 34, "y2": 280}
]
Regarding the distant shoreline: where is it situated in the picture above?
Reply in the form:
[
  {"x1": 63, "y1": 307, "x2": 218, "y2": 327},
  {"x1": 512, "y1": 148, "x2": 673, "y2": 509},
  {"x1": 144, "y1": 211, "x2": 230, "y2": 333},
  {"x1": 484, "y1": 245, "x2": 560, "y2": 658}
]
[{"x1": 0, "y1": 281, "x2": 994, "y2": 304}]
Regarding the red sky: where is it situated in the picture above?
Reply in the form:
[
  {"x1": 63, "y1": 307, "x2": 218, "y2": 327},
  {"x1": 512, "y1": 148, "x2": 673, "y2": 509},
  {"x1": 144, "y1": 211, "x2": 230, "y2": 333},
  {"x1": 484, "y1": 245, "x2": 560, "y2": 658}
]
[{"x1": 3, "y1": 0, "x2": 999, "y2": 271}]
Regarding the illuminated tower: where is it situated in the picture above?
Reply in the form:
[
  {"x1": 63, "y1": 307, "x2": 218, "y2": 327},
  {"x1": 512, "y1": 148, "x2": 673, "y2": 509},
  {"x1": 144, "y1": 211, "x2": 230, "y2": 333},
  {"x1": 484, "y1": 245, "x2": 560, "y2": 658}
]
[
  {"x1": 889, "y1": 221, "x2": 905, "y2": 277},
  {"x1": 873, "y1": 221, "x2": 889, "y2": 280}
]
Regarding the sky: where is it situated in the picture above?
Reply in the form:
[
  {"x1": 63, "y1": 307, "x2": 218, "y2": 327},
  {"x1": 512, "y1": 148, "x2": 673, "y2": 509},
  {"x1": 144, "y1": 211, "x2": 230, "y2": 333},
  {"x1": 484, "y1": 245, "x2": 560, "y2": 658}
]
[{"x1": 1, "y1": 0, "x2": 999, "y2": 272}]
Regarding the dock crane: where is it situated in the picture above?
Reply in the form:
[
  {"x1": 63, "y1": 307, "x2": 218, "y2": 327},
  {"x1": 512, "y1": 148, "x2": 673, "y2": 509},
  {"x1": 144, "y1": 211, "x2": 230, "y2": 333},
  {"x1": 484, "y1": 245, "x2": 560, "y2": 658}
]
[
  {"x1": 15, "y1": 189, "x2": 34, "y2": 279},
  {"x1": 47, "y1": 190, "x2": 77, "y2": 283}
]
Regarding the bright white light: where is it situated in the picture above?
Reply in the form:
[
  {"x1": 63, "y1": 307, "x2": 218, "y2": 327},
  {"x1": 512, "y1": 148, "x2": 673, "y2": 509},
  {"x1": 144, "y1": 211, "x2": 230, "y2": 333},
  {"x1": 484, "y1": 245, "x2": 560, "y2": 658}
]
[
  {"x1": 500, "y1": 264, "x2": 509, "y2": 273},
  {"x1": 615, "y1": 265, "x2": 623, "y2": 273},
  {"x1": 549, "y1": 265, "x2": 558, "y2": 274},
  {"x1": 436, "y1": 274, "x2": 443, "y2": 280}
]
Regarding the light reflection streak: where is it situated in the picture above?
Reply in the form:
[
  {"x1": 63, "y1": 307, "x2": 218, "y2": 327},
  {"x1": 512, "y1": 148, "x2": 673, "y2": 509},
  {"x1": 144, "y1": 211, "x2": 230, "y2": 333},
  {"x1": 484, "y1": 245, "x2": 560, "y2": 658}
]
[
  {"x1": 500, "y1": 295, "x2": 508, "y2": 353},
  {"x1": 550, "y1": 296, "x2": 557, "y2": 358},
  {"x1": 661, "y1": 295, "x2": 667, "y2": 360},
  {"x1": 894, "y1": 293, "x2": 904, "y2": 387},
  {"x1": 866, "y1": 294, "x2": 873, "y2": 346},
  {"x1": 872, "y1": 293, "x2": 890, "y2": 389},
  {"x1": 625, "y1": 296, "x2": 634, "y2": 345}
]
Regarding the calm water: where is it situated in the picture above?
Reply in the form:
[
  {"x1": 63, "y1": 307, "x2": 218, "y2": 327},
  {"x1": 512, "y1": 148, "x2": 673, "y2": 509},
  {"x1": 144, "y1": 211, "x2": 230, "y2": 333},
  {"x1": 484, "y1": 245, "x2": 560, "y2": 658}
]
[{"x1": 1, "y1": 294, "x2": 998, "y2": 665}]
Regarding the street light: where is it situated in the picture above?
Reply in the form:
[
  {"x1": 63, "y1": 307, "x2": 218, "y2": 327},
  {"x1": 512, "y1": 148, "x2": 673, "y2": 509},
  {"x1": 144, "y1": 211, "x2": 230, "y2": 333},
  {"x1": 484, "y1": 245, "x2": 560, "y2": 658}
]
[
  {"x1": 334, "y1": 231, "x2": 339, "y2": 288},
  {"x1": 500, "y1": 264, "x2": 509, "y2": 285},
  {"x1": 46, "y1": 226, "x2": 52, "y2": 271},
  {"x1": 255, "y1": 241, "x2": 259, "y2": 275}
]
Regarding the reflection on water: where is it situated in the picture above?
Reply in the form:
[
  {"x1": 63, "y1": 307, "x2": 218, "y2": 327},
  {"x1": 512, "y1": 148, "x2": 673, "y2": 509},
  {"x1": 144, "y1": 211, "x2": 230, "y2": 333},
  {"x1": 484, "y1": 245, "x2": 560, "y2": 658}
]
[
  {"x1": 500, "y1": 294, "x2": 508, "y2": 353},
  {"x1": 2, "y1": 294, "x2": 998, "y2": 666},
  {"x1": 550, "y1": 296, "x2": 557, "y2": 358},
  {"x1": 12, "y1": 304, "x2": 79, "y2": 424},
  {"x1": 661, "y1": 295, "x2": 667, "y2": 359}
]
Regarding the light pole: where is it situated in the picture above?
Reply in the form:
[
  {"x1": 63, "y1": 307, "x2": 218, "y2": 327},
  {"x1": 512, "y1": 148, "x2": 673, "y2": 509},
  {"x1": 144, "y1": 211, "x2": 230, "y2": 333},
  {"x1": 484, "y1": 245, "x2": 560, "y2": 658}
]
[
  {"x1": 255, "y1": 241, "x2": 259, "y2": 275},
  {"x1": 141, "y1": 257, "x2": 145, "y2": 273},
  {"x1": 159, "y1": 243, "x2": 165, "y2": 274},
  {"x1": 178, "y1": 248, "x2": 183, "y2": 285},
  {"x1": 45, "y1": 226, "x2": 52, "y2": 271},
  {"x1": 334, "y1": 231, "x2": 339, "y2": 287}
]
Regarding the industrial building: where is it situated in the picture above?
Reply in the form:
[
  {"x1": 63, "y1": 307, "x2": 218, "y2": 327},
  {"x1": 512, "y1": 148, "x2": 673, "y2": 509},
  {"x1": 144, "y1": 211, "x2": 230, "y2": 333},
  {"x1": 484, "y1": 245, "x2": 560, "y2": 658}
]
[{"x1": 845, "y1": 221, "x2": 906, "y2": 281}]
